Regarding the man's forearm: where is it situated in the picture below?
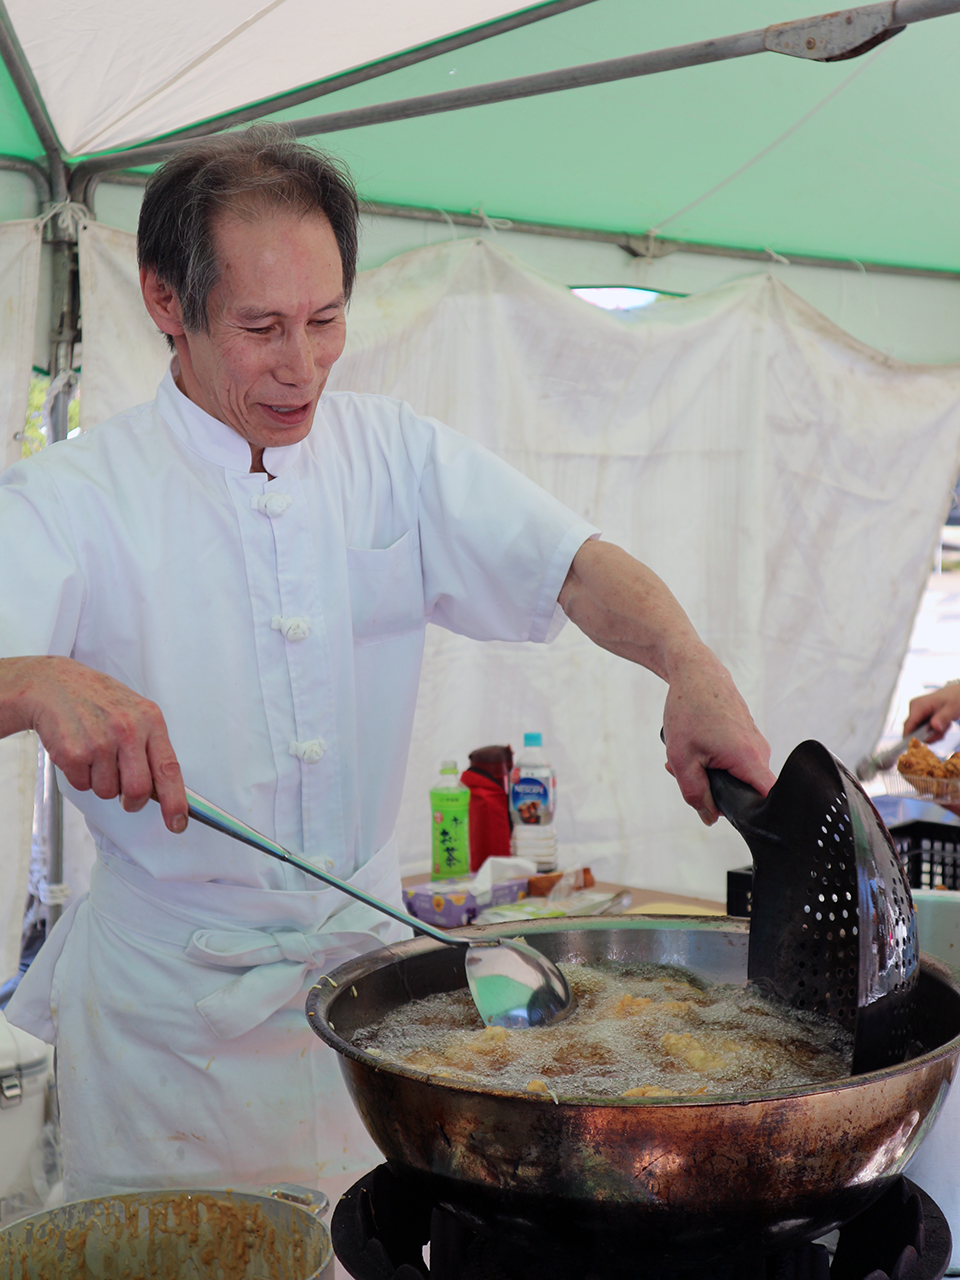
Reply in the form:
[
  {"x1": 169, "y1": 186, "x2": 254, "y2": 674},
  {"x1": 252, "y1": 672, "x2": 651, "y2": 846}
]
[
  {"x1": 558, "y1": 539, "x2": 707, "y2": 679},
  {"x1": 558, "y1": 537, "x2": 775, "y2": 821},
  {"x1": 0, "y1": 655, "x2": 52, "y2": 737}
]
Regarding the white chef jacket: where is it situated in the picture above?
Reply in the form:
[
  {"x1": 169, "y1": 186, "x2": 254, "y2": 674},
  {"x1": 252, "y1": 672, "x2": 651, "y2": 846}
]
[{"x1": 2, "y1": 368, "x2": 597, "y2": 1195}]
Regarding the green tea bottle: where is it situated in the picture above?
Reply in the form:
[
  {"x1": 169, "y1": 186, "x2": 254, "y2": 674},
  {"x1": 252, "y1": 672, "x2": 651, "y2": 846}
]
[{"x1": 430, "y1": 760, "x2": 471, "y2": 880}]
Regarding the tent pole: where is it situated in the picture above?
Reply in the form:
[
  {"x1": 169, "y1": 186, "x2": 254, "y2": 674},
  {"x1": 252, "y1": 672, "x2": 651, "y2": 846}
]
[
  {"x1": 0, "y1": 156, "x2": 50, "y2": 205},
  {"x1": 133, "y1": 0, "x2": 601, "y2": 152},
  {"x1": 0, "y1": 2, "x2": 66, "y2": 203},
  {"x1": 360, "y1": 201, "x2": 960, "y2": 281},
  {"x1": 67, "y1": 0, "x2": 960, "y2": 199},
  {"x1": 38, "y1": 222, "x2": 80, "y2": 930},
  {"x1": 78, "y1": 171, "x2": 960, "y2": 282}
]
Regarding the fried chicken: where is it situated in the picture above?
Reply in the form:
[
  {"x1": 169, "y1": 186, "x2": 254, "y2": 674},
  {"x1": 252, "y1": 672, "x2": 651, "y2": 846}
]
[
  {"x1": 897, "y1": 738, "x2": 958, "y2": 778},
  {"x1": 896, "y1": 738, "x2": 960, "y2": 800}
]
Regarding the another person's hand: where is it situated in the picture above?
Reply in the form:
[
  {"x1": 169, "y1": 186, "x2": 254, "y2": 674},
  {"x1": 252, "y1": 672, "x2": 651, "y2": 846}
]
[
  {"x1": 661, "y1": 647, "x2": 776, "y2": 825},
  {"x1": 0, "y1": 655, "x2": 188, "y2": 833},
  {"x1": 903, "y1": 683, "x2": 960, "y2": 743}
]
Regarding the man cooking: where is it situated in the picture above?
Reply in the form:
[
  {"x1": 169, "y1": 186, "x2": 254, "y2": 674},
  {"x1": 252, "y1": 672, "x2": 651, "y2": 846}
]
[{"x1": 1, "y1": 126, "x2": 774, "y2": 1197}]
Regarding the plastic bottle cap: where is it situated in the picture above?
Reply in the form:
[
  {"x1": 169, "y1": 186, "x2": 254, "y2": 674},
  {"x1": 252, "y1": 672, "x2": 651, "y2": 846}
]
[
  {"x1": 439, "y1": 759, "x2": 458, "y2": 773},
  {"x1": 523, "y1": 732, "x2": 543, "y2": 748}
]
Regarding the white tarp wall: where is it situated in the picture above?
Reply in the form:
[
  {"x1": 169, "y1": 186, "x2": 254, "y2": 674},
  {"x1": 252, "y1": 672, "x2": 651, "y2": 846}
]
[
  {"x1": 357, "y1": 209, "x2": 960, "y2": 369},
  {"x1": 78, "y1": 221, "x2": 170, "y2": 431},
  {"x1": 1, "y1": 222, "x2": 41, "y2": 470},
  {"x1": 74, "y1": 226, "x2": 960, "y2": 897},
  {"x1": 329, "y1": 240, "x2": 960, "y2": 894},
  {"x1": 0, "y1": 220, "x2": 42, "y2": 978}
]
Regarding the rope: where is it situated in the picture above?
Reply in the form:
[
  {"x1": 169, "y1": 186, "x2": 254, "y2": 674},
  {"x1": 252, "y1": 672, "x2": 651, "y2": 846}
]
[
  {"x1": 471, "y1": 206, "x2": 513, "y2": 233},
  {"x1": 37, "y1": 200, "x2": 89, "y2": 239},
  {"x1": 38, "y1": 879, "x2": 71, "y2": 906}
]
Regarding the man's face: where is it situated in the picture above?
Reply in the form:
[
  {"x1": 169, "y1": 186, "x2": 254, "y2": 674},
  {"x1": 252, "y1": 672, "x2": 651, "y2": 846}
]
[{"x1": 175, "y1": 207, "x2": 347, "y2": 458}]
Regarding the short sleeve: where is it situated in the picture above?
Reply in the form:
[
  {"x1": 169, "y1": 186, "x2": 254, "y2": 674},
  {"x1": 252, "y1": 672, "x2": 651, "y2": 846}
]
[
  {"x1": 403, "y1": 403, "x2": 599, "y2": 643},
  {"x1": 0, "y1": 458, "x2": 84, "y2": 658}
]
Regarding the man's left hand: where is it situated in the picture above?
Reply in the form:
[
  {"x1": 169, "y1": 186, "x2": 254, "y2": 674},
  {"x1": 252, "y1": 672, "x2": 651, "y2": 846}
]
[{"x1": 661, "y1": 649, "x2": 776, "y2": 824}]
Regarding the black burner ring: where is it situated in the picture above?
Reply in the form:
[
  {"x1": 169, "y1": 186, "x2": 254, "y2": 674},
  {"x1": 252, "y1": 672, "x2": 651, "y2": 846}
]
[{"x1": 331, "y1": 1167, "x2": 952, "y2": 1280}]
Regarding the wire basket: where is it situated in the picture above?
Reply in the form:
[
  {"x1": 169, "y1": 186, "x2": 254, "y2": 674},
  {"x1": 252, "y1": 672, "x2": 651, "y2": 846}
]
[{"x1": 881, "y1": 770, "x2": 960, "y2": 804}]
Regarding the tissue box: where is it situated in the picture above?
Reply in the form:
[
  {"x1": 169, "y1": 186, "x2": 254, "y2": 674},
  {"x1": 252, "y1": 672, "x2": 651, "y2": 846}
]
[{"x1": 403, "y1": 876, "x2": 529, "y2": 928}]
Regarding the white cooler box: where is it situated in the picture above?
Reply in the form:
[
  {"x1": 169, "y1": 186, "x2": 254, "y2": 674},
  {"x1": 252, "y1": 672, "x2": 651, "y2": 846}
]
[{"x1": 0, "y1": 1011, "x2": 52, "y2": 1200}]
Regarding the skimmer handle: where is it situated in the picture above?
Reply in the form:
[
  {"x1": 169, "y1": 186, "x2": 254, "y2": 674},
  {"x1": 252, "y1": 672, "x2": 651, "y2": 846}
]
[{"x1": 706, "y1": 768, "x2": 768, "y2": 830}]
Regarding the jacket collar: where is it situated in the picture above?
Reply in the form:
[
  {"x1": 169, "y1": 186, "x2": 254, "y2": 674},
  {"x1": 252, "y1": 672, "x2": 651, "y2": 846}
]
[{"x1": 155, "y1": 364, "x2": 304, "y2": 475}]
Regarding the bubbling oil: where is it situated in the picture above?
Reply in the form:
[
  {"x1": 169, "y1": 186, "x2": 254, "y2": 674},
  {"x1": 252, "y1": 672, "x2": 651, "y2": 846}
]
[{"x1": 351, "y1": 961, "x2": 854, "y2": 1099}]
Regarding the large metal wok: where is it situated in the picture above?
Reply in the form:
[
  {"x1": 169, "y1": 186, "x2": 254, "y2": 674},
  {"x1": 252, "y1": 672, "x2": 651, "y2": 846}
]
[{"x1": 306, "y1": 916, "x2": 960, "y2": 1264}]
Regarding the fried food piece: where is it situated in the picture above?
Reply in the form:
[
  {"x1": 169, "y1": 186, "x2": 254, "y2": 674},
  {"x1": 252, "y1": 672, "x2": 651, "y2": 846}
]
[
  {"x1": 608, "y1": 993, "x2": 695, "y2": 1020},
  {"x1": 657, "y1": 1001, "x2": 695, "y2": 1018},
  {"x1": 403, "y1": 1025, "x2": 515, "y2": 1076},
  {"x1": 661, "y1": 1032, "x2": 735, "y2": 1074},
  {"x1": 432, "y1": 1024, "x2": 518, "y2": 1075},
  {"x1": 611, "y1": 988, "x2": 696, "y2": 1018},
  {"x1": 543, "y1": 1040, "x2": 615, "y2": 1075},
  {"x1": 621, "y1": 1084, "x2": 677, "y2": 1098},
  {"x1": 526, "y1": 1078, "x2": 560, "y2": 1102},
  {"x1": 611, "y1": 993, "x2": 653, "y2": 1016},
  {"x1": 401, "y1": 1048, "x2": 476, "y2": 1082},
  {"x1": 473, "y1": 1026, "x2": 510, "y2": 1051},
  {"x1": 898, "y1": 739, "x2": 947, "y2": 778}
]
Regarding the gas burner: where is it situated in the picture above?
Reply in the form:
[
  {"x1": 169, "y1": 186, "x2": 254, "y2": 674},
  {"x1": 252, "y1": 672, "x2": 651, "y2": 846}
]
[{"x1": 331, "y1": 1166, "x2": 951, "y2": 1280}]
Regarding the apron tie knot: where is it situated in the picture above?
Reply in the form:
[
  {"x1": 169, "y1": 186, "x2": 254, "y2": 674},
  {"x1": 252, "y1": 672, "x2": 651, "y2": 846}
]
[
  {"x1": 185, "y1": 923, "x2": 387, "y2": 1040},
  {"x1": 272, "y1": 928, "x2": 316, "y2": 965}
]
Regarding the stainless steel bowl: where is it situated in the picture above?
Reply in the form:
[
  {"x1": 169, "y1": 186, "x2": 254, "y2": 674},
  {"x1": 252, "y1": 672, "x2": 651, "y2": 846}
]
[{"x1": 0, "y1": 1184, "x2": 333, "y2": 1279}]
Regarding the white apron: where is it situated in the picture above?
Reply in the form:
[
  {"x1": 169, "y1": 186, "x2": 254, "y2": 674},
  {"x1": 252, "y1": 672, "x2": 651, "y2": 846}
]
[{"x1": 8, "y1": 836, "x2": 408, "y2": 1199}]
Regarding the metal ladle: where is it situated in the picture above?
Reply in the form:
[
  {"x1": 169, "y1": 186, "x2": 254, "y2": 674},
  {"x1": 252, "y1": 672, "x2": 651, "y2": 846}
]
[{"x1": 179, "y1": 788, "x2": 576, "y2": 1029}]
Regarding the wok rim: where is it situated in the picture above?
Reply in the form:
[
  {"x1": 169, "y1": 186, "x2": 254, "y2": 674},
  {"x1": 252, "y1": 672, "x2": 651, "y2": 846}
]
[{"x1": 305, "y1": 913, "x2": 960, "y2": 1106}]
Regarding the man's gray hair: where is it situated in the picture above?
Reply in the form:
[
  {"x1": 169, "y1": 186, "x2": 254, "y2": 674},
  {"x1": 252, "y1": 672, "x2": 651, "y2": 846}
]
[{"x1": 137, "y1": 124, "x2": 359, "y2": 345}]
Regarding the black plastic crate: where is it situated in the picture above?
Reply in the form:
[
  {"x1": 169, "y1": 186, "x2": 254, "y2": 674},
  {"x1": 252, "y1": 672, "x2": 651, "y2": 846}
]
[
  {"x1": 888, "y1": 819, "x2": 960, "y2": 890},
  {"x1": 725, "y1": 818, "x2": 960, "y2": 914}
]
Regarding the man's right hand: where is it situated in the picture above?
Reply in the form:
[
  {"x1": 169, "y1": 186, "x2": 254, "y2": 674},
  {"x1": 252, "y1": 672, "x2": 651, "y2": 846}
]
[{"x1": 0, "y1": 655, "x2": 188, "y2": 834}]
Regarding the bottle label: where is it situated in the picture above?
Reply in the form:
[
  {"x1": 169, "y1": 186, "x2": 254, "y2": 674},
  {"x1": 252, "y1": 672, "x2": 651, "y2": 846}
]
[{"x1": 510, "y1": 775, "x2": 553, "y2": 825}]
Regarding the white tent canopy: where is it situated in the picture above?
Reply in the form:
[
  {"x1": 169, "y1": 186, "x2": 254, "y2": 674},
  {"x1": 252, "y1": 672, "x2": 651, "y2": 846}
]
[{"x1": 10, "y1": 0, "x2": 527, "y2": 158}]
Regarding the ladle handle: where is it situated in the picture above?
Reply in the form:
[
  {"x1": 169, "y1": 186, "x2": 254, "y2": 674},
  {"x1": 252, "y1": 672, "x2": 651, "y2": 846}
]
[
  {"x1": 182, "y1": 788, "x2": 456, "y2": 948},
  {"x1": 705, "y1": 768, "x2": 768, "y2": 831}
]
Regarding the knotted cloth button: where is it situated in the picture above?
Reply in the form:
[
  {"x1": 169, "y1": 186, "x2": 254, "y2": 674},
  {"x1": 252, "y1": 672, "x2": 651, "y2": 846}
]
[
  {"x1": 250, "y1": 492, "x2": 293, "y2": 517},
  {"x1": 271, "y1": 614, "x2": 311, "y2": 641},
  {"x1": 290, "y1": 737, "x2": 327, "y2": 763}
]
